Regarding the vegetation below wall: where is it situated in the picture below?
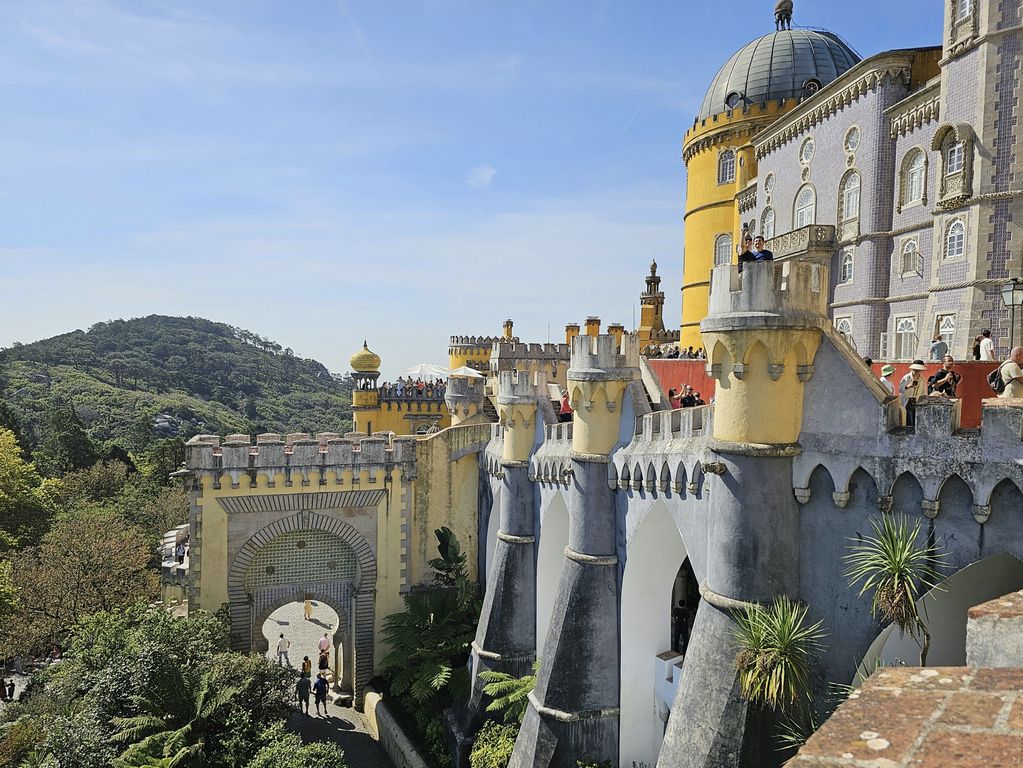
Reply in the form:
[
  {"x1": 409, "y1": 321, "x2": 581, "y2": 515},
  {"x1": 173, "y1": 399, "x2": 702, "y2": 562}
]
[{"x1": 0, "y1": 315, "x2": 353, "y2": 460}]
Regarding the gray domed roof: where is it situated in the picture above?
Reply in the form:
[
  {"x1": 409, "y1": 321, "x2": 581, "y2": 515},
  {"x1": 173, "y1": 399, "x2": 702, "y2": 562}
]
[{"x1": 699, "y1": 29, "x2": 860, "y2": 120}]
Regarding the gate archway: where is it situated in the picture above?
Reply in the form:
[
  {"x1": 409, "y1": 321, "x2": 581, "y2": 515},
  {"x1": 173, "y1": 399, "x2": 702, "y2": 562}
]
[{"x1": 227, "y1": 511, "x2": 377, "y2": 704}]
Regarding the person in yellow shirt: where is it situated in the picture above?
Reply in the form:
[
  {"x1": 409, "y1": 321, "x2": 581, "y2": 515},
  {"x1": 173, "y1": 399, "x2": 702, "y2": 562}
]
[{"x1": 303, "y1": 597, "x2": 313, "y2": 621}]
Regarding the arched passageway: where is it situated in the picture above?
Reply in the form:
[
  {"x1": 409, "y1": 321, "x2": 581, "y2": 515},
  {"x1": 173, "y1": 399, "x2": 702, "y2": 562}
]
[
  {"x1": 619, "y1": 501, "x2": 687, "y2": 768},
  {"x1": 858, "y1": 552, "x2": 1023, "y2": 674},
  {"x1": 262, "y1": 601, "x2": 349, "y2": 688},
  {"x1": 536, "y1": 492, "x2": 569, "y2": 659}
]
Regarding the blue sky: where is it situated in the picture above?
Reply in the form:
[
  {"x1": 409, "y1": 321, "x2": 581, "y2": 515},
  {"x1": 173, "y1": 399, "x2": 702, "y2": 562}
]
[{"x1": 0, "y1": 0, "x2": 941, "y2": 379}]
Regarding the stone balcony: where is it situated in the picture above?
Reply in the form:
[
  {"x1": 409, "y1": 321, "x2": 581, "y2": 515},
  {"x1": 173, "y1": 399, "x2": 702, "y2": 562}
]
[{"x1": 766, "y1": 224, "x2": 836, "y2": 262}]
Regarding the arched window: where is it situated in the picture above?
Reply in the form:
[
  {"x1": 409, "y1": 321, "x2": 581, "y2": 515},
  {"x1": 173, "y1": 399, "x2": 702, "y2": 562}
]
[
  {"x1": 714, "y1": 234, "x2": 733, "y2": 266},
  {"x1": 840, "y1": 171, "x2": 861, "y2": 221},
  {"x1": 835, "y1": 317, "x2": 856, "y2": 350},
  {"x1": 838, "y1": 251, "x2": 854, "y2": 284},
  {"x1": 718, "y1": 150, "x2": 736, "y2": 184},
  {"x1": 794, "y1": 185, "x2": 816, "y2": 229},
  {"x1": 945, "y1": 220, "x2": 965, "y2": 259},
  {"x1": 900, "y1": 239, "x2": 921, "y2": 276},
  {"x1": 894, "y1": 316, "x2": 918, "y2": 360},
  {"x1": 761, "y1": 208, "x2": 776, "y2": 240},
  {"x1": 903, "y1": 150, "x2": 926, "y2": 206}
]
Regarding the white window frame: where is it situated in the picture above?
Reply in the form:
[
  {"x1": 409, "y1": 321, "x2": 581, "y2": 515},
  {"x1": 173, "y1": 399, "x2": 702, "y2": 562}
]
[
  {"x1": 945, "y1": 219, "x2": 965, "y2": 259},
  {"x1": 835, "y1": 316, "x2": 856, "y2": 349},
  {"x1": 956, "y1": 0, "x2": 972, "y2": 22},
  {"x1": 718, "y1": 150, "x2": 736, "y2": 185},
  {"x1": 904, "y1": 150, "x2": 926, "y2": 206},
  {"x1": 936, "y1": 314, "x2": 956, "y2": 348},
  {"x1": 900, "y1": 238, "x2": 922, "y2": 277},
  {"x1": 894, "y1": 315, "x2": 918, "y2": 361},
  {"x1": 838, "y1": 251, "x2": 854, "y2": 284},
  {"x1": 840, "y1": 170, "x2": 861, "y2": 222},
  {"x1": 714, "y1": 233, "x2": 733, "y2": 266},
  {"x1": 761, "y1": 207, "x2": 776, "y2": 240},
  {"x1": 794, "y1": 185, "x2": 816, "y2": 229},
  {"x1": 946, "y1": 141, "x2": 965, "y2": 175}
]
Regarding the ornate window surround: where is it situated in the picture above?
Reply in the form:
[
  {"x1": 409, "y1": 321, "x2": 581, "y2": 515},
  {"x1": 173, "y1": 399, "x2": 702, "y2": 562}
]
[
  {"x1": 794, "y1": 183, "x2": 817, "y2": 229},
  {"x1": 838, "y1": 169, "x2": 861, "y2": 240},
  {"x1": 931, "y1": 123, "x2": 974, "y2": 208},
  {"x1": 761, "y1": 207, "x2": 776, "y2": 240},
  {"x1": 949, "y1": 0, "x2": 978, "y2": 53},
  {"x1": 897, "y1": 147, "x2": 928, "y2": 213},
  {"x1": 838, "y1": 250, "x2": 854, "y2": 285}
]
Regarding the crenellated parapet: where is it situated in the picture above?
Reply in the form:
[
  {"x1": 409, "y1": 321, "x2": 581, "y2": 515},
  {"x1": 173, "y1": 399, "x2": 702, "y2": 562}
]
[
  {"x1": 489, "y1": 340, "x2": 570, "y2": 380},
  {"x1": 444, "y1": 376, "x2": 486, "y2": 426},
  {"x1": 568, "y1": 334, "x2": 641, "y2": 456},
  {"x1": 496, "y1": 370, "x2": 547, "y2": 464},
  {"x1": 185, "y1": 430, "x2": 418, "y2": 489}
]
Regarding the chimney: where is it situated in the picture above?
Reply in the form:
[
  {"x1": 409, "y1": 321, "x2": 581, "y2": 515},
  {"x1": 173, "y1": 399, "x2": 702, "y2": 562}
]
[
  {"x1": 585, "y1": 316, "x2": 601, "y2": 337},
  {"x1": 565, "y1": 323, "x2": 580, "y2": 344},
  {"x1": 502, "y1": 318, "x2": 514, "y2": 340}
]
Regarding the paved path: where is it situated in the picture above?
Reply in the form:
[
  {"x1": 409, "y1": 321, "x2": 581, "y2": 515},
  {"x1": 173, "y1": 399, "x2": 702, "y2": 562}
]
[{"x1": 263, "y1": 601, "x2": 392, "y2": 768}]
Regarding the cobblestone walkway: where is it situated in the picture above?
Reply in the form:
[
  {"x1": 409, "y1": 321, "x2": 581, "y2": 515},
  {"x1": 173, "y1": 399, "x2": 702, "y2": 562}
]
[{"x1": 263, "y1": 601, "x2": 392, "y2": 768}]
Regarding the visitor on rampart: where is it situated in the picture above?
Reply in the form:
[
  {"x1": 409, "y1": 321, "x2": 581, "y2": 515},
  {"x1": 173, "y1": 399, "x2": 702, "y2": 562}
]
[
  {"x1": 276, "y1": 633, "x2": 291, "y2": 667},
  {"x1": 999, "y1": 347, "x2": 1023, "y2": 398},
  {"x1": 559, "y1": 390, "x2": 573, "y2": 422},
  {"x1": 752, "y1": 236, "x2": 773, "y2": 261},
  {"x1": 313, "y1": 672, "x2": 329, "y2": 716},
  {"x1": 928, "y1": 356, "x2": 961, "y2": 398},
  {"x1": 979, "y1": 329, "x2": 996, "y2": 361},
  {"x1": 296, "y1": 674, "x2": 311, "y2": 715},
  {"x1": 879, "y1": 364, "x2": 895, "y2": 395},
  {"x1": 930, "y1": 334, "x2": 948, "y2": 361},
  {"x1": 899, "y1": 361, "x2": 927, "y2": 427},
  {"x1": 668, "y1": 388, "x2": 682, "y2": 409},
  {"x1": 737, "y1": 233, "x2": 755, "y2": 273}
]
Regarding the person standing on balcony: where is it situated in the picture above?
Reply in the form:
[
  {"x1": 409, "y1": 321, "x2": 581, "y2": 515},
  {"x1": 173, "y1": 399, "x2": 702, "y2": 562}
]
[
  {"x1": 737, "y1": 233, "x2": 755, "y2": 273},
  {"x1": 930, "y1": 335, "x2": 948, "y2": 361},
  {"x1": 928, "y1": 356, "x2": 961, "y2": 397},
  {"x1": 879, "y1": 364, "x2": 896, "y2": 396},
  {"x1": 752, "y1": 236, "x2": 774, "y2": 261},
  {"x1": 980, "y1": 329, "x2": 996, "y2": 361},
  {"x1": 899, "y1": 361, "x2": 928, "y2": 427}
]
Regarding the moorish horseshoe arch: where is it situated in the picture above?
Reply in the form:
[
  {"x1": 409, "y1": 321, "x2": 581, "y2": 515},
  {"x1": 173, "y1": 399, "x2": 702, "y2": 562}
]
[{"x1": 226, "y1": 510, "x2": 377, "y2": 704}]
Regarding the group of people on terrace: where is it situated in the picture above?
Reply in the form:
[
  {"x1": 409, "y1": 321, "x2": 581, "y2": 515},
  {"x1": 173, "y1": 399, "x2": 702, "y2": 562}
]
[
  {"x1": 377, "y1": 377, "x2": 446, "y2": 400},
  {"x1": 647, "y1": 345, "x2": 707, "y2": 359},
  {"x1": 667, "y1": 385, "x2": 706, "y2": 409}
]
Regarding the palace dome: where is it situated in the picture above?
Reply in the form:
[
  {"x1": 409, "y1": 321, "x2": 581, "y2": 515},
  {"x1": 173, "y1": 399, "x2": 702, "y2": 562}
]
[
  {"x1": 698, "y1": 28, "x2": 860, "y2": 121},
  {"x1": 349, "y1": 341, "x2": 381, "y2": 373}
]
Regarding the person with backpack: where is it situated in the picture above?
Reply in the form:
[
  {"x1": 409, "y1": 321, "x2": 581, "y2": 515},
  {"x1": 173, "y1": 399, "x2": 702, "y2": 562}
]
[{"x1": 996, "y1": 347, "x2": 1023, "y2": 398}]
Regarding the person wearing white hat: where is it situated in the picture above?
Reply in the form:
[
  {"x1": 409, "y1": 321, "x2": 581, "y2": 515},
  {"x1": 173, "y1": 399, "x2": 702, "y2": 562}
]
[
  {"x1": 899, "y1": 360, "x2": 928, "y2": 427},
  {"x1": 879, "y1": 364, "x2": 896, "y2": 396}
]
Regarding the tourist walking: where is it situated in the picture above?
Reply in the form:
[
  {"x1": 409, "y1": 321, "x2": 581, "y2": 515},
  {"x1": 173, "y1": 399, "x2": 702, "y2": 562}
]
[
  {"x1": 318, "y1": 632, "x2": 330, "y2": 654},
  {"x1": 303, "y1": 598, "x2": 313, "y2": 621},
  {"x1": 980, "y1": 329, "x2": 996, "y2": 361},
  {"x1": 296, "y1": 674, "x2": 311, "y2": 715},
  {"x1": 878, "y1": 364, "x2": 895, "y2": 395},
  {"x1": 928, "y1": 356, "x2": 961, "y2": 397},
  {"x1": 559, "y1": 390, "x2": 573, "y2": 422},
  {"x1": 318, "y1": 649, "x2": 330, "y2": 671},
  {"x1": 972, "y1": 335, "x2": 983, "y2": 360},
  {"x1": 276, "y1": 633, "x2": 291, "y2": 667},
  {"x1": 313, "y1": 672, "x2": 329, "y2": 716},
  {"x1": 301, "y1": 655, "x2": 312, "y2": 677},
  {"x1": 899, "y1": 361, "x2": 928, "y2": 427},
  {"x1": 998, "y1": 347, "x2": 1023, "y2": 398},
  {"x1": 5, "y1": 681, "x2": 13, "y2": 701},
  {"x1": 175, "y1": 542, "x2": 186, "y2": 564},
  {"x1": 929, "y1": 335, "x2": 948, "y2": 361}
]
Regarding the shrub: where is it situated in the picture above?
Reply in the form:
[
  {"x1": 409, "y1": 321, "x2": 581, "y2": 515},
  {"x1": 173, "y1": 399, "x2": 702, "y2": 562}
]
[{"x1": 469, "y1": 721, "x2": 517, "y2": 768}]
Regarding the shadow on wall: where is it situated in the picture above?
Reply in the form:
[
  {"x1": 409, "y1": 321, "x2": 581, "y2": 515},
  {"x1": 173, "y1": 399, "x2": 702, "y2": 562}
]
[{"x1": 856, "y1": 552, "x2": 1023, "y2": 675}]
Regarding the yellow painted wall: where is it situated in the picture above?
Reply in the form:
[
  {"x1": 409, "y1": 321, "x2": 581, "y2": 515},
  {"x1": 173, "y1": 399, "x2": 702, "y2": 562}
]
[
  {"x1": 353, "y1": 399, "x2": 451, "y2": 436},
  {"x1": 448, "y1": 344, "x2": 493, "y2": 371},
  {"x1": 681, "y1": 102, "x2": 791, "y2": 350}
]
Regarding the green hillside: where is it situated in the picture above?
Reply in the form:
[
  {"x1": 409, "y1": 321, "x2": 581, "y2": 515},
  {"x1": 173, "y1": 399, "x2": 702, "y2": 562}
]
[{"x1": 0, "y1": 315, "x2": 352, "y2": 452}]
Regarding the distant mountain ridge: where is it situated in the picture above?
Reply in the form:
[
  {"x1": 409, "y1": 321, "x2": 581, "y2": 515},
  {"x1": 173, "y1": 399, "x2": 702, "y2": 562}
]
[{"x1": 0, "y1": 315, "x2": 352, "y2": 451}]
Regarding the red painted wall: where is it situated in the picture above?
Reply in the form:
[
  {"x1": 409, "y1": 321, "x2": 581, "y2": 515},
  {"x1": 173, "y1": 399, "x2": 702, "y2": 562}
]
[{"x1": 647, "y1": 358, "x2": 998, "y2": 428}]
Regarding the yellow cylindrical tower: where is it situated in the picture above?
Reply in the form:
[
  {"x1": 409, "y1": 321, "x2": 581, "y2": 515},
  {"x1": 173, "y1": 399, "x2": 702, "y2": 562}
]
[
  {"x1": 497, "y1": 370, "x2": 543, "y2": 464},
  {"x1": 349, "y1": 341, "x2": 381, "y2": 434},
  {"x1": 679, "y1": 10, "x2": 860, "y2": 349},
  {"x1": 568, "y1": 334, "x2": 639, "y2": 457}
]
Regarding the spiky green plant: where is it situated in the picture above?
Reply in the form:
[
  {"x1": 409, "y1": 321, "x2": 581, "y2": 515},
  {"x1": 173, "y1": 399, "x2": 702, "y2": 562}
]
[
  {"x1": 480, "y1": 661, "x2": 539, "y2": 724},
  {"x1": 844, "y1": 514, "x2": 946, "y2": 666},
  {"x1": 732, "y1": 596, "x2": 826, "y2": 711},
  {"x1": 109, "y1": 665, "x2": 242, "y2": 768}
]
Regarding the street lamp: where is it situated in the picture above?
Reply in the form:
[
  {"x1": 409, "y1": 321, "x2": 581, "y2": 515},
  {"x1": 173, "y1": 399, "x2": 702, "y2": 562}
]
[{"x1": 1001, "y1": 277, "x2": 1023, "y2": 349}]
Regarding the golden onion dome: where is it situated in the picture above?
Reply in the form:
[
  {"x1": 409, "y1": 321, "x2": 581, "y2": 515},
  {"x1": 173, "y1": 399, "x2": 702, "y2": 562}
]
[{"x1": 349, "y1": 341, "x2": 381, "y2": 373}]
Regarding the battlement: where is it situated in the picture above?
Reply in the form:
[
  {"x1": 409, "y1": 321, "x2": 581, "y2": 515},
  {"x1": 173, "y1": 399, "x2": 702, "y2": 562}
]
[
  {"x1": 449, "y1": 335, "x2": 513, "y2": 348},
  {"x1": 185, "y1": 431, "x2": 417, "y2": 477},
  {"x1": 568, "y1": 333, "x2": 640, "y2": 381},
  {"x1": 445, "y1": 375, "x2": 485, "y2": 401},
  {"x1": 489, "y1": 341, "x2": 570, "y2": 371},
  {"x1": 703, "y1": 260, "x2": 829, "y2": 327},
  {"x1": 633, "y1": 406, "x2": 712, "y2": 442},
  {"x1": 497, "y1": 370, "x2": 548, "y2": 406}
]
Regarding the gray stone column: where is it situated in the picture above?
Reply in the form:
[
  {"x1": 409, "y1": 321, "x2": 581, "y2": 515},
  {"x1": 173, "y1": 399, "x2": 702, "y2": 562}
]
[
  {"x1": 657, "y1": 448, "x2": 799, "y2": 768},
  {"x1": 510, "y1": 457, "x2": 620, "y2": 768}
]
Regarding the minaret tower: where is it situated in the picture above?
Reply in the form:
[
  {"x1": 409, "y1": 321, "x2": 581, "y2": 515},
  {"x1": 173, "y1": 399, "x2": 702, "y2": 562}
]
[
  {"x1": 349, "y1": 341, "x2": 382, "y2": 434},
  {"x1": 638, "y1": 259, "x2": 667, "y2": 347}
]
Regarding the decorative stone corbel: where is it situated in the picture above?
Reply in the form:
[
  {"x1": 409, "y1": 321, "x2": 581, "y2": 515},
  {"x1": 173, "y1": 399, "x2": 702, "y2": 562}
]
[
  {"x1": 632, "y1": 478, "x2": 642, "y2": 490},
  {"x1": 877, "y1": 495, "x2": 893, "y2": 513},
  {"x1": 767, "y1": 364, "x2": 785, "y2": 381},
  {"x1": 793, "y1": 487, "x2": 811, "y2": 504},
  {"x1": 732, "y1": 363, "x2": 747, "y2": 381},
  {"x1": 922, "y1": 499, "x2": 940, "y2": 519},
  {"x1": 972, "y1": 505, "x2": 991, "y2": 524},
  {"x1": 672, "y1": 481, "x2": 683, "y2": 494},
  {"x1": 832, "y1": 491, "x2": 850, "y2": 509},
  {"x1": 703, "y1": 462, "x2": 727, "y2": 475},
  {"x1": 606, "y1": 401, "x2": 617, "y2": 413},
  {"x1": 687, "y1": 481, "x2": 698, "y2": 494},
  {"x1": 796, "y1": 364, "x2": 815, "y2": 382}
]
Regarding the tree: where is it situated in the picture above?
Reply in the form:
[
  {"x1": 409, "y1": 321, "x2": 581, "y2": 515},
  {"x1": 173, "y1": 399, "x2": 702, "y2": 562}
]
[
  {"x1": 109, "y1": 664, "x2": 243, "y2": 768},
  {"x1": 5, "y1": 511, "x2": 157, "y2": 654},
  {"x1": 35, "y1": 401, "x2": 98, "y2": 476},
  {"x1": 144, "y1": 439, "x2": 186, "y2": 486},
  {"x1": 0, "y1": 427, "x2": 53, "y2": 549},
  {"x1": 844, "y1": 514, "x2": 946, "y2": 666},
  {"x1": 0, "y1": 401, "x2": 32, "y2": 460},
  {"x1": 732, "y1": 596, "x2": 826, "y2": 711},
  {"x1": 245, "y1": 722, "x2": 346, "y2": 768}
]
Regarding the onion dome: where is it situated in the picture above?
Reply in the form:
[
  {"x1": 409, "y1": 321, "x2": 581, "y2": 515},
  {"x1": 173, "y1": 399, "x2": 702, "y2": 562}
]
[
  {"x1": 698, "y1": 25, "x2": 860, "y2": 120},
  {"x1": 349, "y1": 341, "x2": 381, "y2": 373}
]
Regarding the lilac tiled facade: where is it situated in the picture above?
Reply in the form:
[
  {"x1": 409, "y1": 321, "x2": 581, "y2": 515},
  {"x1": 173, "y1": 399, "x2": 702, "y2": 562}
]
[{"x1": 750, "y1": 0, "x2": 1023, "y2": 360}]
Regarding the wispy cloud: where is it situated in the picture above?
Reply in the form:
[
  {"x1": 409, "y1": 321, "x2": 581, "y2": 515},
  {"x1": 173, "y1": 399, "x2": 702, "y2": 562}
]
[{"x1": 466, "y1": 164, "x2": 496, "y2": 188}]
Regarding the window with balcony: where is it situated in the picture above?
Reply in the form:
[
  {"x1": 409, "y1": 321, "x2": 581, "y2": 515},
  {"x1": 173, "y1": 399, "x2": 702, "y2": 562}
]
[{"x1": 900, "y1": 239, "x2": 922, "y2": 276}]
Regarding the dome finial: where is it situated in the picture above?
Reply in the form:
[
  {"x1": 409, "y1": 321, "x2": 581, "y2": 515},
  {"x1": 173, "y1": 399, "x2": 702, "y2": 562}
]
[{"x1": 774, "y1": 0, "x2": 793, "y2": 30}]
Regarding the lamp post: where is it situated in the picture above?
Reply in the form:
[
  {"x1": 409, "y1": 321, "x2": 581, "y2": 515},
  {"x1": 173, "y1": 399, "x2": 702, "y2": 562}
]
[{"x1": 1001, "y1": 277, "x2": 1023, "y2": 350}]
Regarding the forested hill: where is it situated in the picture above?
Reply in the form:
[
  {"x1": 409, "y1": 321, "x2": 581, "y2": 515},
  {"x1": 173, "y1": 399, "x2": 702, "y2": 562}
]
[{"x1": 0, "y1": 315, "x2": 352, "y2": 453}]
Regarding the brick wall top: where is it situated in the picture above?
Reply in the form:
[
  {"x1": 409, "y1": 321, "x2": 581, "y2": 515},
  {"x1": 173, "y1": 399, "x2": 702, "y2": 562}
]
[{"x1": 185, "y1": 432, "x2": 417, "y2": 473}]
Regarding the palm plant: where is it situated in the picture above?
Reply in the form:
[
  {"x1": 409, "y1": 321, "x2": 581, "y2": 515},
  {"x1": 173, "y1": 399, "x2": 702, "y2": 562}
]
[
  {"x1": 480, "y1": 661, "x2": 538, "y2": 724},
  {"x1": 109, "y1": 664, "x2": 242, "y2": 768},
  {"x1": 732, "y1": 596, "x2": 826, "y2": 711},
  {"x1": 844, "y1": 514, "x2": 946, "y2": 666}
]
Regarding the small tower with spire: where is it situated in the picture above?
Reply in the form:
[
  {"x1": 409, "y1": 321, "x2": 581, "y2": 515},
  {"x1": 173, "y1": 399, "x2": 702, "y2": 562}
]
[{"x1": 637, "y1": 259, "x2": 667, "y2": 348}]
